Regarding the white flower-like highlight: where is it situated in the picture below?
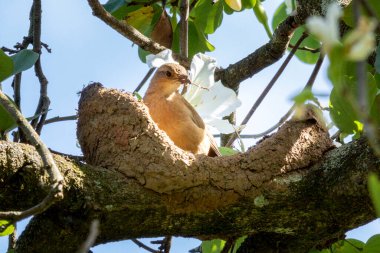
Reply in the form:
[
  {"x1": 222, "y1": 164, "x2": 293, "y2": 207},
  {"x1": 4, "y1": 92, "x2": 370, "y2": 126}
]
[
  {"x1": 344, "y1": 18, "x2": 377, "y2": 61},
  {"x1": 305, "y1": 2, "x2": 342, "y2": 53},
  {"x1": 146, "y1": 49, "x2": 176, "y2": 68},
  {"x1": 285, "y1": 0, "x2": 296, "y2": 15},
  {"x1": 146, "y1": 50, "x2": 242, "y2": 134}
]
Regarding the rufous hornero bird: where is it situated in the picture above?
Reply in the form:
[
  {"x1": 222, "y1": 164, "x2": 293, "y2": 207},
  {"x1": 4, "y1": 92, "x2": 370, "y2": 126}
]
[{"x1": 143, "y1": 63, "x2": 221, "y2": 157}]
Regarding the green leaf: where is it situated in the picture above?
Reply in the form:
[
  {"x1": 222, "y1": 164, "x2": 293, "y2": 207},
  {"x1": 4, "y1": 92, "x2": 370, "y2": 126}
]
[
  {"x1": 103, "y1": 0, "x2": 128, "y2": 14},
  {"x1": 368, "y1": 173, "x2": 380, "y2": 217},
  {"x1": 0, "y1": 94, "x2": 45, "y2": 133},
  {"x1": 125, "y1": 5, "x2": 156, "y2": 35},
  {"x1": 329, "y1": 82, "x2": 362, "y2": 135},
  {"x1": 0, "y1": 95, "x2": 17, "y2": 133},
  {"x1": 292, "y1": 88, "x2": 316, "y2": 105},
  {"x1": 0, "y1": 49, "x2": 14, "y2": 82},
  {"x1": 271, "y1": 3, "x2": 320, "y2": 64},
  {"x1": 333, "y1": 239, "x2": 364, "y2": 253},
  {"x1": 271, "y1": 3, "x2": 286, "y2": 31},
  {"x1": 219, "y1": 146, "x2": 239, "y2": 156},
  {"x1": 328, "y1": 46, "x2": 378, "y2": 135},
  {"x1": 375, "y1": 43, "x2": 380, "y2": 74},
  {"x1": 201, "y1": 239, "x2": 225, "y2": 253},
  {"x1": 172, "y1": 19, "x2": 215, "y2": 59},
  {"x1": 133, "y1": 91, "x2": 143, "y2": 101},
  {"x1": 223, "y1": 0, "x2": 234, "y2": 15},
  {"x1": 241, "y1": 0, "x2": 256, "y2": 9},
  {"x1": 10, "y1": 49, "x2": 39, "y2": 76},
  {"x1": 231, "y1": 236, "x2": 247, "y2": 253},
  {"x1": 308, "y1": 248, "x2": 330, "y2": 253},
  {"x1": 0, "y1": 220, "x2": 15, "y2": 237},
  {"x1": 363, "y1": 234, "x2": 380, "y2": 253},
  {"x1": 138, "y1": 47, "x2": 150, "y2": 63},
  {"x1": 375, "y1": 73, "x2": 380, "y2": 89},
  {"x1": 253, "y1": 0, "x2": 272, "y2": 38},
  {"x1": 343, "y1": 0, "x2": 380, "y2": 28},
  {"x1": 369, "y1": 94, "x2": 380, "y2": 127},
  {"x1": 190, "y1": 0, "x2": 224, "y2": 34}
]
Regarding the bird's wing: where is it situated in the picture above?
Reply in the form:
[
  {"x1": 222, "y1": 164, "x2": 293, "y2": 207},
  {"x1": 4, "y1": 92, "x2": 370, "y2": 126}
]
[
  {"x1": 179, "y1": 96, "x2": 205, "y2": 129},
  {"x1": 207, "y1": 131, "x2": 222, "y2": 157},
  {"x1": 180, "y1": 96, "x2": 221, "y2": 157}
]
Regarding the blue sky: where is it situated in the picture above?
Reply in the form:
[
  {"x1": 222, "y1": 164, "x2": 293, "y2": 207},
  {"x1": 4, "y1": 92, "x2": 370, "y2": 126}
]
[{"x1": 0, "y1": 0, "x2": 379, "y2": 252}]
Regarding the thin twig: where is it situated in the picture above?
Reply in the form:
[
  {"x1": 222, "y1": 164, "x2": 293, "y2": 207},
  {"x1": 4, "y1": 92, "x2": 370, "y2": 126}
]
[
  {"x1": 179, "y1": 0, "x2": 189, "y2": 58},
  {"x1": 288, "y1": 44, "x2": 320, "y2": 53},
  {"x1": 7, "y1": 223, "x2": 17, "y2": 252},
  {"x1": 132, "y1": 239, "x2": 158, "y2": 253},
  {"x1": 1, "y1": 47, "x2": 19, "y2": 54},
  {"x1": 11, "y1": 9, "x2": 34, "y2": 142},
  {"x1": 76, "y1": 220, "x2": 100, "y2": 253},
  {"x1": 49, "y1": 149, "x2": 84, "y2": 161},
  {"x1": 151, "y1": 236, "x2": 172, "y2": 253},
  {"x1": 0, "y1": 90, "x2": 64, "y2": 222},
  {"x1": 229, "y1": 52, "x2": 325, "y2": 140},
  {"x1": 343, "y1": 239, "x2": 363, "y2": 251},
  {"x1": 161, "y1": 236, "x2": 172, "y2": 253},
  {"x1": 0, "y1": 184, "x2": 61, "y2": 221},
  {"x1": 87, "y1": 0, "x2": 190, "y2": 67},
  {"x1": 44, "y1": 115, "x2": 78, "y2": 125},
  {"x1": 331, "y1": 130, "x2": 341, "y2": 142},
  {"x1": 29, "y1": 0, "x2": 51, "y2": 134},
  {"x1": 354, "y1": 0, "x2": 380, "y2": 155},
  {"x1": 220, "y1": 238, "x2": 235, "y2": 253},
  {"x1": 225, "y1": 33, "x2": 309, "y2": 147},
  {"x1": 41, "y1": 41, "x2": 52, "y2": 53},
  {"x1": 134, "y1": 68, "x2": 156, "y2": 93},
  {"x1": 179, "y1": 0, "x2": 189, "y2": 95}
]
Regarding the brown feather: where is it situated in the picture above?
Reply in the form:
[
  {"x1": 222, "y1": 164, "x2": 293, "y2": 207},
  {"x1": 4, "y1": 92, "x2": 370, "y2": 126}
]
[{"x1": 144, "y1": 63, "x2": 220, "y2": 156}]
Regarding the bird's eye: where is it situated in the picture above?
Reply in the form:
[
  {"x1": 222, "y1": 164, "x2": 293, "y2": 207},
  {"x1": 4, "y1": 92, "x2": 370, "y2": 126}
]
[{"x1": 166, "y1": 71, "x2": 172, "y2": 77}]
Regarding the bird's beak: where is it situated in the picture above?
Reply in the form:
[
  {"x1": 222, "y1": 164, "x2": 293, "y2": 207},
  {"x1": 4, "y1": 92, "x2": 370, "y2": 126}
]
[{"x1": 178, "y1": 74, "x2": 191, "y2": 84}]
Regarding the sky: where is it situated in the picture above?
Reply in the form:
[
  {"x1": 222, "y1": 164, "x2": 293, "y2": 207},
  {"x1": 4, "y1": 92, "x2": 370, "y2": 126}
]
[{"x1": 0, "y1": 0, "x2": 379, "y2": 252}]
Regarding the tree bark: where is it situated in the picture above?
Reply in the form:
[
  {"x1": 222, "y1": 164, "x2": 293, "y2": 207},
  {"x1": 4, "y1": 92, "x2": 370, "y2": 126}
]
[{"x1": 0, "y1": 83, "x2": 378, "y2": 252}]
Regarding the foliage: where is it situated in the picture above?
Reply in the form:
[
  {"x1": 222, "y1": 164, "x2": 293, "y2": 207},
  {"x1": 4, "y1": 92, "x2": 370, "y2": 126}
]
[
  {"x1": 309, "y1": 236, "x2": 380, "y2": 253},
  {"x1": 272, "y1": 3, "x2": 320, "y2": 64},
  {"x1": 368, "y1": 173, "x2": 380, "y2": 217},
  {"x1": 304, "y1": 2, "x2": 380, "y2": 140},
  {"x1": 103, "y1": 0, "x2": 276, "y2": 59},
  {"x1": 1, "y1": 0, "x2": 380, "y2": 252},
  {"x1": 0, "y1": 49, "x2": 38, "y2": 82},
  {"x1": 0, "y1": 49, "x2": 39, "y2": 133},
  {"x1": 219, "y1": 146, "x2": 239, "y2": 156},
  {"x1": 0, "y1": 220, "x2": 15, "y2": 237},
  {"x1": 201, "y1": 236, "x2": 247, "y2": 253}
]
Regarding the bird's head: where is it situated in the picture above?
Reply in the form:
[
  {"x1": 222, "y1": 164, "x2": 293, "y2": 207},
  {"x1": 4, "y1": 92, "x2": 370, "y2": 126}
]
[{"x1": 148, "y1": 63, "x2": 191, "y2": 96}]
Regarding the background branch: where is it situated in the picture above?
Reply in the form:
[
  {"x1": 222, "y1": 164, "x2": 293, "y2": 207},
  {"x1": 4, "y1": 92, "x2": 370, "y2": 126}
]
[{"x1": 225, "y1": 33, "x2": 308, "y2": 147}]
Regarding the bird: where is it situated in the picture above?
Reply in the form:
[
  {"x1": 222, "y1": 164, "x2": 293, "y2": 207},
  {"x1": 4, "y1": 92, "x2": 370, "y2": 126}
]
[{"x1": 143, "y1": 63, "x2": 221, "y2": 157}]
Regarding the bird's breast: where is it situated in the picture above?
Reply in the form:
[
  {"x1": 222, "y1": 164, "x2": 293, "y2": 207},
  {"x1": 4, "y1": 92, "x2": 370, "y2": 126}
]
[{"x1": 144, "y1": 93, "x2": 209, "y2": 154}]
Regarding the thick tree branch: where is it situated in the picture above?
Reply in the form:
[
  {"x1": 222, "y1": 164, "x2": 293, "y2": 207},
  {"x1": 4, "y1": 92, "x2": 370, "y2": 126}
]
[
  {"x1": 0, "y1": 89, "x2": 63, "y2": 222},
  {"x1": 0, "y1": 83, "x2": 378, "y2": 252}
]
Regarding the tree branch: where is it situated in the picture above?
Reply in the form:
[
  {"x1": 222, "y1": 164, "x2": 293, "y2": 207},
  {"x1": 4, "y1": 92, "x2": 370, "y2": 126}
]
[
  {"x1": 30, "y1": 0, "x2": 51, "y2": 134},
  {"x1": 225, "y1": 33, "x2": 308, "y2": 147},
  {"x1": 0, "y1": 83, "x2": 376, "y2": 252},
  {"x1": 0, "y1": 89, "x2": 63, "y2": 223}
]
